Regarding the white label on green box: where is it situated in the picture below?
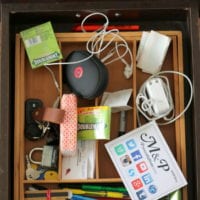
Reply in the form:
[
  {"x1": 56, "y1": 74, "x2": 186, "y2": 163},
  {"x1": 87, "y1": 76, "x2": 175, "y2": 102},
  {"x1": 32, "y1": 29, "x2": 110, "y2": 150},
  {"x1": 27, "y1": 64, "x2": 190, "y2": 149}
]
[{"x1": 20, "y1": 21, "x2": 63, "y2": 69}]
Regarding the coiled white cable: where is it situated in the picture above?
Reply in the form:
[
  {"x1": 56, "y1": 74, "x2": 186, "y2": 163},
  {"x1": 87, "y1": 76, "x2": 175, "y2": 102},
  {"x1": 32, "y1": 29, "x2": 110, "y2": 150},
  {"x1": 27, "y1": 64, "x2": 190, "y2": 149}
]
[
  {"x1": 136, "y1": 70, "x2": 193, "y2": 125},
  {"x1": 45, "y1": 12, "x2": 133, "y2": 79}
]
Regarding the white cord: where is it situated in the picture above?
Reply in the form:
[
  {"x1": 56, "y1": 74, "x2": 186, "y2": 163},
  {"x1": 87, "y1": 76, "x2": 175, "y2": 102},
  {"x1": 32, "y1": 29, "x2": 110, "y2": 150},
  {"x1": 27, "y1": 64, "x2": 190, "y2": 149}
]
[
  {"x1": 45, "y1": 66, "x2": 61, "y2": 108},
  {"x1": 45, "y1": 12, "x2": 133, "y2": 79},
  {"x1": 80, "y1": 12, "x2": 109, "y2": 33},
  {"x1": 136, "y1": 70, "x2": 193, "y2": 125},
  {"x1": 45, "y1": 66, "x2": 60, "y2": 94}
]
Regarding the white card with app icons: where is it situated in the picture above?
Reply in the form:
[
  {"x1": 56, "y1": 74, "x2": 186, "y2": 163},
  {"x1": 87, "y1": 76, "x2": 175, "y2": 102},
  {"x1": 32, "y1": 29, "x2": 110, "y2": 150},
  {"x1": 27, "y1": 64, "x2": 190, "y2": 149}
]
[{"x1": 105, "y1": 121, "x2": 187, "y2": 200}]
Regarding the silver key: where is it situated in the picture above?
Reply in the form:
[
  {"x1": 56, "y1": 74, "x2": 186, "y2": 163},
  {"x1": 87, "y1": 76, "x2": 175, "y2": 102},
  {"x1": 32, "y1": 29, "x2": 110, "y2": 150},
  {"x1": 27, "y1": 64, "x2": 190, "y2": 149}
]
[
  {"x1": 35, "y1": 120, "x2": 44, "y2": 131},
  {"x1": 35, "y1": 120, "x2": 50, "y2": 136},
  {"x1": 42, "y1": 122, "x2": 50, "y2": 135},
  {"x1": 25, "y1": 154, "x2": 41, "y2": 180}
]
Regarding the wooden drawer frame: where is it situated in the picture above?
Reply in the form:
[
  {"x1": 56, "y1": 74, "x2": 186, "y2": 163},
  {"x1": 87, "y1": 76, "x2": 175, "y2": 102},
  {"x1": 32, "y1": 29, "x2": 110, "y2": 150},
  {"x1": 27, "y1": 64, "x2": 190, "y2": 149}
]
[{"x1": 14, "y1": 31, "x2": 187, "y2": 200}]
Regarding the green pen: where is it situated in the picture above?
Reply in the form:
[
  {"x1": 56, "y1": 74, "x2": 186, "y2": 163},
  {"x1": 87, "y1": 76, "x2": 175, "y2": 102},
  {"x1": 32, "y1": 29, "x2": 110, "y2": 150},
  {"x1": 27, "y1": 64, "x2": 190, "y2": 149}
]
[{"x1": 82, "y1": 184, "x2": 128, "y2": 194}]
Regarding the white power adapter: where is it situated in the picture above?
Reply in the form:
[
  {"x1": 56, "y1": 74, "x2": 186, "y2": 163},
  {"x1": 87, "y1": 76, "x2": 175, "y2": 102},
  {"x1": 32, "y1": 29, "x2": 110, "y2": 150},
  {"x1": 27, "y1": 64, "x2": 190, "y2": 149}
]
[
  {"x1": 136, "y1": 71, "x2": 193, "y2": 125},
  {"x1": 145, "y1": 78, "x2": 171, "y2": 117}
]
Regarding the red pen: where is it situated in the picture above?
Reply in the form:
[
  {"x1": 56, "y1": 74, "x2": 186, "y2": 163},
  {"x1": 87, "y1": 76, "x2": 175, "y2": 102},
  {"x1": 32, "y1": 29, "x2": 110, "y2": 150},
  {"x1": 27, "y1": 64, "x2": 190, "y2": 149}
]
[{"x1": 72, "y1": 24, "x2": 140, "y2": 32}]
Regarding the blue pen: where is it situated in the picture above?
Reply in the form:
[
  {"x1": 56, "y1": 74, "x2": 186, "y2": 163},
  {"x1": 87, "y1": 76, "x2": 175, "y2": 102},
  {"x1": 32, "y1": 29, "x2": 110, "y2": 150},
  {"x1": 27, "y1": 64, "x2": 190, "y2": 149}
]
[{"x1": 72, "y1": 194, "x2": 97, "y2": 200}]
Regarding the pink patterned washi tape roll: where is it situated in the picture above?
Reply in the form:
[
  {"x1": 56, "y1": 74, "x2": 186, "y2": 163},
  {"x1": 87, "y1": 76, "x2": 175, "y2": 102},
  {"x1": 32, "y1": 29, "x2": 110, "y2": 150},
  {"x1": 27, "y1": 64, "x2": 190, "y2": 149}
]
[{"x1": 60, "y1": 94, "x2": 77, "y2": 156}]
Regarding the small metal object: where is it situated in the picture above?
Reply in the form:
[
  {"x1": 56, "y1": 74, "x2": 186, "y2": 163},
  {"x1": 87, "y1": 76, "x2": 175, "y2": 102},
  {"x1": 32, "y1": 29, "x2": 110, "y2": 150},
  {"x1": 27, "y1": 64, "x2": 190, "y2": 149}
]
[
  {"x1": 35, "y1": 120, "x2": 43, "y2": 130},
  {"x1": 35, "y1": 120, "x2": 50, "y2": 137},
  {"x1": 114, "y1": 12, "x2": 121, "y2": 17},
  {"x1": 25, "y1": 155, "x2": 41, "y2": 180},
  {"x1": 75, "y1": 13, "x2": 81, "y2": 18},
  {"x1": 29, "y1": 145, "x2": 58, "y2": 169},
  {"x1": 42, "y1": 122, "x2": 50, "y2": 135}
]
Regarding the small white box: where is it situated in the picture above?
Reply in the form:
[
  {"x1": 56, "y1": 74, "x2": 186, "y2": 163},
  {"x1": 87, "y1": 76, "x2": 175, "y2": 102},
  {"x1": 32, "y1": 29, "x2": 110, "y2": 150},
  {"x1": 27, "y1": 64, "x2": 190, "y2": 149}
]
[{"x1": 136, "y1": 31, "x2": 171, "y2": 74}]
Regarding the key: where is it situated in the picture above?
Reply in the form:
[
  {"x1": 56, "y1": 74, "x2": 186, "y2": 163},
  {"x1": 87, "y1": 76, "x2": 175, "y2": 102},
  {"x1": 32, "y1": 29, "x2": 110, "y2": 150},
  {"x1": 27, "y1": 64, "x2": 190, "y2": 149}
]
[
  {"x1": 35, "y1": 120, "x2": 43, "y2": 131},
  {"x1": 35, "y1": 120, "x2": 50, "y2": 136},
  {"x1": 25, "y1": 155, "x2": 41, "y2": 180},
  {"x1": 42, "y1": 122, "x2": 50, "y2": 135}
]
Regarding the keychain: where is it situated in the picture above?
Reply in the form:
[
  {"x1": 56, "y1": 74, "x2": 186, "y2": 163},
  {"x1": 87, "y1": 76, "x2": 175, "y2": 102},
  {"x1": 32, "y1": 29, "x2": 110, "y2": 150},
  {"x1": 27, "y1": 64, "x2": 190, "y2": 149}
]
[{"x1": 25, "y1": 155, "x2": 41, "y2": 180}]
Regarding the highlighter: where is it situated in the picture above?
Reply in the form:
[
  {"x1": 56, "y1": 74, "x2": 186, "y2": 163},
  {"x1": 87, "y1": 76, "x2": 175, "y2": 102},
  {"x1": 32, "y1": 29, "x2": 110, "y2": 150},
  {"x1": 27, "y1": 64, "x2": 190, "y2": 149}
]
[
  {"x1": 82, "y1": 184, "x2": 128, "y2": 194},
  {"x1": 67, "y1": 188, "x2": 124, "y2": 198}
]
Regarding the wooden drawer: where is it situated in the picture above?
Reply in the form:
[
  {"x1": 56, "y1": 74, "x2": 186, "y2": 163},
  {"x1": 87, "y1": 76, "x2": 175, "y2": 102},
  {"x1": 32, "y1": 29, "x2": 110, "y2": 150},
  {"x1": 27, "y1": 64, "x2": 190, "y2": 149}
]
[{"x1": 14, "y1": 31, "x2": 187, "y2": 200}]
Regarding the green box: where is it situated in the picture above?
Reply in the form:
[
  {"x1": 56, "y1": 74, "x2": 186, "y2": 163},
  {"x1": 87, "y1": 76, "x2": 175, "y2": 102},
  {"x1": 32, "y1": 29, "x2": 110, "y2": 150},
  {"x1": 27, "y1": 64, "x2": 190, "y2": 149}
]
[{"x1": 20, "y1": 21, "x2": 63, "y2": 69}]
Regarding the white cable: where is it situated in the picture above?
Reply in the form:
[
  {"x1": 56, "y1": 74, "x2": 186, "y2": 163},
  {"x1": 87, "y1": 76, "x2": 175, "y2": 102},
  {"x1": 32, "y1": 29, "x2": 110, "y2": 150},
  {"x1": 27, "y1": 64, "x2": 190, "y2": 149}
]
[
  {"x1": 136, "y1": 70, "x2": 193, "y2": 125},
  {"x1": 112, "y1": 43, "x2": 133, "y2": 79},
  {"x1": 45, "y1": 66, "x2": 61, "y2": 108},
  {"x1": 45, "y1": 66, "x2": 60, "y2": 94},
  {"x1": 80, "y1": 12, "x2": 109, "y2": 33},
  {"x1": 45, "y1": 12, "x2": 133, "y2": 79},
  {"x1": 100, "y1": 42, "x2": 133, "y2": 78}
]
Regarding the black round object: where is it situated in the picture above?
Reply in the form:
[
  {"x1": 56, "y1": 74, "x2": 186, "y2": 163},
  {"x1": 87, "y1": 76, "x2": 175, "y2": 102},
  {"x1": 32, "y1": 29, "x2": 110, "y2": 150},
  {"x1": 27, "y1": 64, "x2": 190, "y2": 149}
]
[{"x1": 63, "y1": 51, "x2": 108, "y2": 99}]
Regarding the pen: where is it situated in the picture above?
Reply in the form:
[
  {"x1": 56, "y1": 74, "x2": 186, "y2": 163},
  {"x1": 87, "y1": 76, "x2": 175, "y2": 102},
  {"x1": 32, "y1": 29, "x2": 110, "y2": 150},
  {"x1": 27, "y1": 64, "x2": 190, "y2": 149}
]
[
  {"x1": 118, "y1": 111, "x2": 126, "y2": 136},
  {"x1": 82, "y1": 184, "x2": 128, "y2": 194},
  {"x1": 66, "y1": 188, "x2": 124, "y2": 198},
  {"x1": 72, "y1": 194, "x2": 97, "y2": 200}
]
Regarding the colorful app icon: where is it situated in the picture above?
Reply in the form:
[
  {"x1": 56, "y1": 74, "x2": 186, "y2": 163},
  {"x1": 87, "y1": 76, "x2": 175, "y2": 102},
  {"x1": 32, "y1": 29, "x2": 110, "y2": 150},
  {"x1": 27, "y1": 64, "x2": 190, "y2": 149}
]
[
  {"x1": 131, "y1": 178, "x2": 143, "y2": 190},
  {"x1": 114, "y1": 144, "x2": 126, "y2": 156},
  {"x1": 136, "y1": 161, "x2": 148, "y2": 173},
  {"x1": 148, "y1": 185, "x2": 157, "y2": 194},
  {"x1": 126, "y1": 139, "x2": 137, "y2": 150},
  {"x1": 120, "y1": 155, "x2": 132, "y2": 167},
  {"x1": 127, "y1": 168, "x2": 135, "y2": 177},
  {"x1": 131, "y1": 150, "x2": 143, "y2": 162},
  {"x1": 142, "y1": 173, "x2": 153, "y2": 185},
  {"x1": 136, "y1": 189, "x2": 147, "y2": 200}
]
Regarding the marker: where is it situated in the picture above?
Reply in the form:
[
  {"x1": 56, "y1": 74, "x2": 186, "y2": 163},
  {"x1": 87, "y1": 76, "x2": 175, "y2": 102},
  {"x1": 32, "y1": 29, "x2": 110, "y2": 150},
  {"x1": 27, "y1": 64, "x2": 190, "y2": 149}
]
[
  {"x1": 72, "y1": 25, "x2": 140, "y2": 32},
  {"x1": 72, "y1": 194, "x2": 97, "y2": 200},
  {"x1": 66, "y1": 188, "x2": 124, "y2": 198},
  {"x1": 82, "y1": 184, "x2": 128, "y2": 194}
]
